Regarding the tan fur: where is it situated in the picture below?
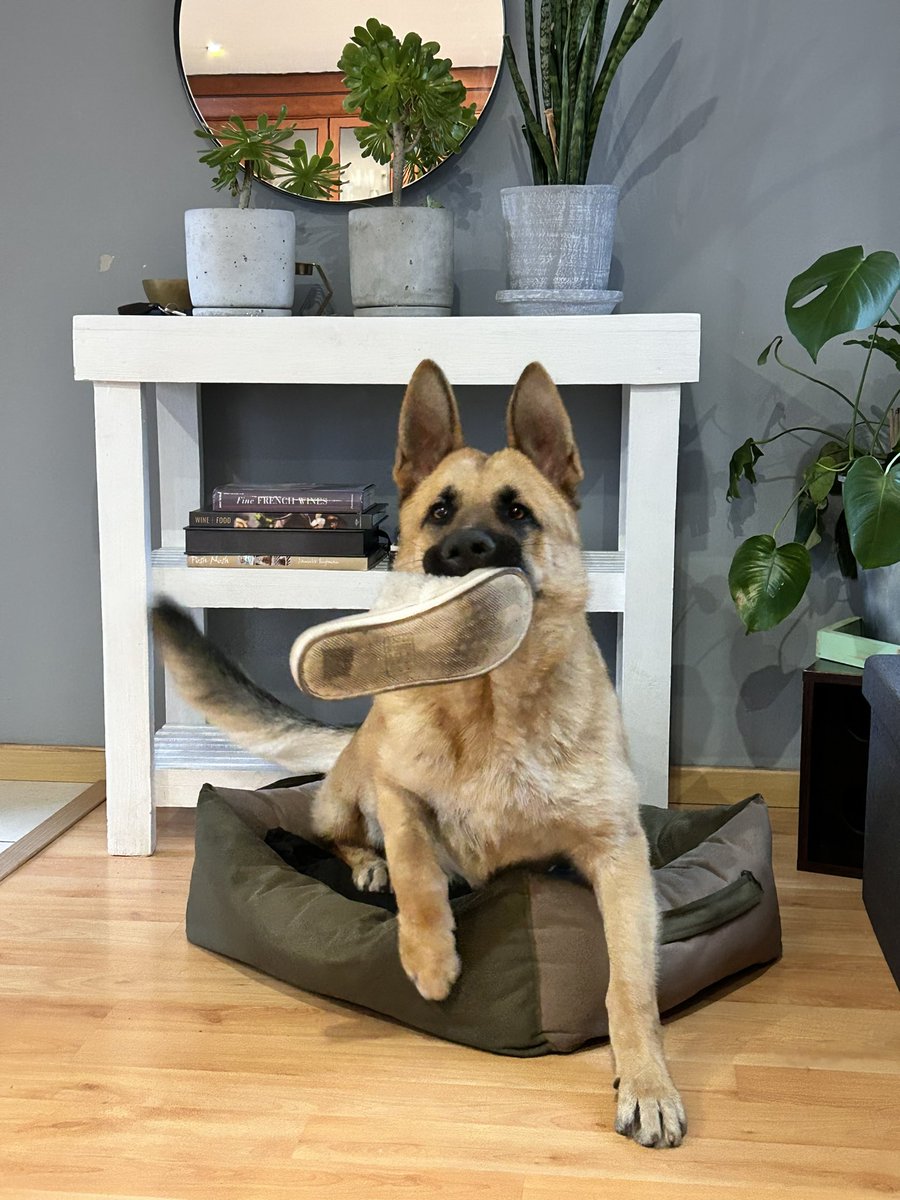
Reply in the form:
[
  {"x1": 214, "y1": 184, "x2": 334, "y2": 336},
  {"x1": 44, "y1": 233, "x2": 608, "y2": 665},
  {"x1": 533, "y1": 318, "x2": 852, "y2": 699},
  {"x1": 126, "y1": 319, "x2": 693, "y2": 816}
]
[
  {"x1": 156, "y1": 359, "x2": 686, "y2": 1148},
  {"x1": 310, "y1": 360, "x2": 686, "y2": 1148}
]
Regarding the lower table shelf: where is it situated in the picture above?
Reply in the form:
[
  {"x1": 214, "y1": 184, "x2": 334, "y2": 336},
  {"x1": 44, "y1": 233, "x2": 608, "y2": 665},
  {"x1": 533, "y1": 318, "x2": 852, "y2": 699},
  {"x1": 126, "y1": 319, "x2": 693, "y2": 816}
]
[
  {"x1": 151, "y1": 548, "x2": 627, "y2": 612},
  {"x1": 154, "y1": 724, "x2": 285, "y2": 807}
]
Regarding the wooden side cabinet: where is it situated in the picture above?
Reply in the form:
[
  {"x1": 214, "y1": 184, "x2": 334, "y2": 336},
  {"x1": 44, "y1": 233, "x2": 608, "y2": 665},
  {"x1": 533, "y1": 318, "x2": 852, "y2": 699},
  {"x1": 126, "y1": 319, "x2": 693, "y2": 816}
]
[{"x1": 798, "y1": 660, "x2": 870, "y2": 878}]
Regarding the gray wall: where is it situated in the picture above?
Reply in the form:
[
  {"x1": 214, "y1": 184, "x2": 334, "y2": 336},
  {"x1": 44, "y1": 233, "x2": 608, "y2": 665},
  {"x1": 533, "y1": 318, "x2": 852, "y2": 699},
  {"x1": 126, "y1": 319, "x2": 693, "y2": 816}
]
[{"x1": 1, "y1": 0, "x2": 897, "y2": 767}]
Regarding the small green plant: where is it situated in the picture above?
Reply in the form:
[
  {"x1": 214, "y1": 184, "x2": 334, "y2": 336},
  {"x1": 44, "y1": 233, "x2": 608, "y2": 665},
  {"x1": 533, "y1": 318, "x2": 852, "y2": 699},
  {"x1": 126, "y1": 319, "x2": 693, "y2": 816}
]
[
  {"x1": 503, "y1": 0, "x2": 668, "y2": 185},
  {"x1": 338, "y1": 18, "x2": 476, "y2": 206},
  {"x1": 195, "y1": 107, "x2": 345, "y2": 206},
  {"x1": 727, "y1": 245, "x2": 900, "y2": 633}
]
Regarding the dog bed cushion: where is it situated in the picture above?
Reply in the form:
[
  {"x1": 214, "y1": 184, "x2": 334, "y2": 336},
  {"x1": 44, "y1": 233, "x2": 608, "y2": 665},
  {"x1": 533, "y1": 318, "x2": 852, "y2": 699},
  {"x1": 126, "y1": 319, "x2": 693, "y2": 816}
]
[{"x1": 186, "y1": 780, "x2": 782, "y2": 1056}]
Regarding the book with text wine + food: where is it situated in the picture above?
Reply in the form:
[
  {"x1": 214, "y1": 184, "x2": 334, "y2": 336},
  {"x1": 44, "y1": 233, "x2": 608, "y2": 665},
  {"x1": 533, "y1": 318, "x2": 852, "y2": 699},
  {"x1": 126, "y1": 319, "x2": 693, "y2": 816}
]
[
  {"x1": 211, "y1": 484, "x2": 375, "y2": 512},
  {"x1": 186, "y1": 549, "x2": 387, "y2": 571},
  {"x1": 188, "y1": 504, "x2": 387, "y2": 530}
]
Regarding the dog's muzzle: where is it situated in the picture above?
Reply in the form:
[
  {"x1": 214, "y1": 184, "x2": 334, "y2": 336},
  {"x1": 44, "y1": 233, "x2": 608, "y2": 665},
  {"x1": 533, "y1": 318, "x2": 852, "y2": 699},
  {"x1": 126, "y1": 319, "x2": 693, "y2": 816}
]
[{"x1": 423, "y1": 527, "x2": 526, "y2": 578}]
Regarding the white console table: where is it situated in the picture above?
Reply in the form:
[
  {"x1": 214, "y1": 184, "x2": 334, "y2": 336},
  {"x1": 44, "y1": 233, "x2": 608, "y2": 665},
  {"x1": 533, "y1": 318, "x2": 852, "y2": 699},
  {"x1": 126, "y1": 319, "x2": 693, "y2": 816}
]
[{"x1": 73, "y1": 314, "x2": 700, "y2": 854}]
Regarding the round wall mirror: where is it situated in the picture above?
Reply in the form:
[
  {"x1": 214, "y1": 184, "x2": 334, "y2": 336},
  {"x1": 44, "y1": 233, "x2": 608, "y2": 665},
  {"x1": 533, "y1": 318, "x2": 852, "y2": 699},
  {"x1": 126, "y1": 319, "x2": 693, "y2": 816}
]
[{"x1": 175, "y1": 0, "x2": 504, "y2": 204}]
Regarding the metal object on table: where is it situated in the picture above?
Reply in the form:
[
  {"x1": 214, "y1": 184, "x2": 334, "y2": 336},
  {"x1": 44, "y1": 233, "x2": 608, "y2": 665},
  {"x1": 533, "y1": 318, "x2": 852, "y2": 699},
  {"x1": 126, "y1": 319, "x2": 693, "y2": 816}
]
[{"x1": 295, "y1": 262, "x2": 334, "y2": 316}]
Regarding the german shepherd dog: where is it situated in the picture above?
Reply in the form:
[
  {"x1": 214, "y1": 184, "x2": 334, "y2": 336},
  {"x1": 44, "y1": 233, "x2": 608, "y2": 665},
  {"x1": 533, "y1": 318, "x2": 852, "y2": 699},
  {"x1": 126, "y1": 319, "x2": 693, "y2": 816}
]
[{"x1": 154, "y1": 360, "x2": 687, "y2": 1148}]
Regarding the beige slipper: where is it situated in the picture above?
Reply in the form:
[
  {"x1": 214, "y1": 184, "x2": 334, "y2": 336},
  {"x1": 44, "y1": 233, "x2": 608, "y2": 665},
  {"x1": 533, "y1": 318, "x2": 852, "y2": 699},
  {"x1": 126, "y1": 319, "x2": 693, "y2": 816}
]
[{"x1": 290, "y1": 567, "x2": 533, "y2": 700}]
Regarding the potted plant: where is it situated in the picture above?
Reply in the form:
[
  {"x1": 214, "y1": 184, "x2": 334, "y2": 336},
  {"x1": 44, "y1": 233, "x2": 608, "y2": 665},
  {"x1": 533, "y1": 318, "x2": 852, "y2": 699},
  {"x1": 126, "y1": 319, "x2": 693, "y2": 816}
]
[
  {"x1": 338, "y1": 19, "x2": 476, "y2": 317},
  {"x1": 187, "y1": 107, "x2": 344, "y2": 314},
  {"x1": 500, "y1": 0, "x2": 668, "y2": 312},
  {"x1": 727, "y1": 245, "x2": 900, "y2": 642}
]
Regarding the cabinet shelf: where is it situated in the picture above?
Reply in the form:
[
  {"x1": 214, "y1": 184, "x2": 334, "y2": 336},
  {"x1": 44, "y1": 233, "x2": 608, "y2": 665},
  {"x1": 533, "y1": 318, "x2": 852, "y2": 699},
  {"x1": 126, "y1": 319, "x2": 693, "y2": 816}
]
[{"x1": 150, "y1": 547, "x2": 626, "y2": 612}]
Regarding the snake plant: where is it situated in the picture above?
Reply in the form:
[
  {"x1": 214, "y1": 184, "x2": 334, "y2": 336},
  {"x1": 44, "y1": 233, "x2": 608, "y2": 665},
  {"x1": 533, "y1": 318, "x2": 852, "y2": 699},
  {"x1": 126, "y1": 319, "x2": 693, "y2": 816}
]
[{"x1": 503, "y1": 0, "x2": 667, "y2": 185}]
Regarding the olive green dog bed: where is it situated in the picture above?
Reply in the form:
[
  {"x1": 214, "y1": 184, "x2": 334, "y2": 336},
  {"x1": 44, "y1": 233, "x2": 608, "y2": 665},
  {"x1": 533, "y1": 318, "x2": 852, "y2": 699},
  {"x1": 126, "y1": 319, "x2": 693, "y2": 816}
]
[{"x1": 186, "y1": 780, "x2": 781, "y2": 1056}]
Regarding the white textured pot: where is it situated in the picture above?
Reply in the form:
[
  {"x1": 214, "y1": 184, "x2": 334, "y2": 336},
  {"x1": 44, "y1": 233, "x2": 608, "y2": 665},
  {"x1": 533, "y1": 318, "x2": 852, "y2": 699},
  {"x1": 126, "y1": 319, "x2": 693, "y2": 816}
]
[
  {"x1": 500, "y1": 184, "x2": 620, "y2": 290},
  {"x1": 859, "y1": 560, "x2": 900, "y2": 644},
  {"x1": 185, "y1": 208, "x2": 295, "y2": 311},
  {"x1": 349, "y1": 207, "x2": 454, "y2": 317}
]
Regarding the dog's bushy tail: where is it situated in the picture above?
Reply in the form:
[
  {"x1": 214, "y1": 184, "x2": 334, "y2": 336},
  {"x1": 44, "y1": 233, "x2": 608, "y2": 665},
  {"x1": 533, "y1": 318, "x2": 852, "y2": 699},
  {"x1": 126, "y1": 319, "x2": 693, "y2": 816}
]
[{"x1": 152, "y1": 600, "x2": 354, "y2": 773}]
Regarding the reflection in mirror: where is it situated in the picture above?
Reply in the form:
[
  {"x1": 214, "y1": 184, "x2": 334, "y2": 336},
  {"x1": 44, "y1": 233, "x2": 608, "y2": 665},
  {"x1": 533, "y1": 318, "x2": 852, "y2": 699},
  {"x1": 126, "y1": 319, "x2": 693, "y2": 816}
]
[{"x1": 176, "y1": 0, "x2": 503, "y2": 203}]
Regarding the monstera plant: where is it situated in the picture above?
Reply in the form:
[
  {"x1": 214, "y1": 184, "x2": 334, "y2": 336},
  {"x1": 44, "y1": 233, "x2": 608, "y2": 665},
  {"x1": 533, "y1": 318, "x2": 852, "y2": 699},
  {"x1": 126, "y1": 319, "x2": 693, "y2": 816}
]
[
  {"x1": 338, "y1": 19, "x2": 476, "y2": 206},
  {"x1": 727, "y1": 245, "x2": 900, "y2": 634}
]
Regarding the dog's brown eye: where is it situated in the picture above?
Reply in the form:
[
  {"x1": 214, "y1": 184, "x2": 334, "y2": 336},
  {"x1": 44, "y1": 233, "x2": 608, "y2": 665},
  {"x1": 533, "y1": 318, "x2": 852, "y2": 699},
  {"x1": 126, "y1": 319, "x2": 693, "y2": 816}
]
[
  {"x1": 429, "y1": 502, "x2": 450, "y2": 523},
  {"x1": 508, "y1": 503, "x2": 529, "y2": 521}
]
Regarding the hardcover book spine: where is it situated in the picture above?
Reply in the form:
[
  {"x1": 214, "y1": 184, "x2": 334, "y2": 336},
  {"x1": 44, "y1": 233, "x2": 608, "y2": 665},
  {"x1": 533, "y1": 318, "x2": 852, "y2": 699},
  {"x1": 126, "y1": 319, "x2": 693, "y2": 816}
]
[
  {"x1": 184, "y1": 527, "x2": 380, "y2": 557},
  {"x1": 211, "y1": 485, "x2": 375, "y2": 512},
  {"x1": 188, "y1": 506, "x2": 386, "y2": 530},
  {"x1": 186, "y1": 550, "x2": 386, "y2": 571}
]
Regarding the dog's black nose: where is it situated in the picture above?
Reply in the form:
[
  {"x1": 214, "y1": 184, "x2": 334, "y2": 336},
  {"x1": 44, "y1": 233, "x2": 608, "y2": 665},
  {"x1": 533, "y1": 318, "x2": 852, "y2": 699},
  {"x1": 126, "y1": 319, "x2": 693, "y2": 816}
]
[{"x1": 435, "y1": 528, "x2": 498, "y2": 575}]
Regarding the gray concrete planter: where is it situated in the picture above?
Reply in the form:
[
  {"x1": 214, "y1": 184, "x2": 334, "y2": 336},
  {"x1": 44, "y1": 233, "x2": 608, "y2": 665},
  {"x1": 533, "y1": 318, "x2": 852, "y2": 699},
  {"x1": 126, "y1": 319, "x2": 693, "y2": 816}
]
[
  {"x1": 185, "y1": 208, "x2": 296, "y2": 313},
  {"x1": 859, "y1": 560, "x2": 900, "y2": 644},
  {"x1": 349, "y1": 207, "x2": 454, "y2": 317},
  {"x1": 500, "y1": 184, "x2": 620, "y2": 291}
]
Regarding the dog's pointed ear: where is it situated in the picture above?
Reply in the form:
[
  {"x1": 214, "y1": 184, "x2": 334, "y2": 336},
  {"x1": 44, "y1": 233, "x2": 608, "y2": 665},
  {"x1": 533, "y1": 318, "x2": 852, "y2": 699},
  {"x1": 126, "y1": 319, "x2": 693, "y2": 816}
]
[
  {"x1": 393, "y1": 360, "x2": 464, "y2": 498},
  {"x1": 506, "y1": 363, "x2": 584, "y2": 503}
]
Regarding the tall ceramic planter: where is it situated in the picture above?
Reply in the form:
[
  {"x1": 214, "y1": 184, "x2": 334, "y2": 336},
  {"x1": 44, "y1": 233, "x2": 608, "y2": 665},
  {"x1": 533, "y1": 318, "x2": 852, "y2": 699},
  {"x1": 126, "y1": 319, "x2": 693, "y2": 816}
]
[
  {"x1": 349, "y1": 207, "x2": 454, "y2": 317},
  {"x1": 497, "y1": 184, "x2": 622, "y2": 314},
  {"x1": 501, "y1": 184, "x2": 620, "y2": 289},
  {"x1": 185, "y1": 208, "x2": 296, "y2": 315},
  {"x1": 859, "y1": 560, "x2": 900, "y2": 644}
]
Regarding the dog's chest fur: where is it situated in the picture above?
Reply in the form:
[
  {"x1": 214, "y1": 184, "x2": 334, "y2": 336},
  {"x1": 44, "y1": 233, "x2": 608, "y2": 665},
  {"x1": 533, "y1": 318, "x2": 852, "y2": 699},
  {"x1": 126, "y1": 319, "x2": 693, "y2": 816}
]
[{"x1": 370, "y1": 621, "x2": 624, "y2": 882}]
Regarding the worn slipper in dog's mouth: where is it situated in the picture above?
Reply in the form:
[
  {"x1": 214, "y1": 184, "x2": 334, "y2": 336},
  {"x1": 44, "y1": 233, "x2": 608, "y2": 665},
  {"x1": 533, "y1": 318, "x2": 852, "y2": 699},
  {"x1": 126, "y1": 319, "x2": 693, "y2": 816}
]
[{"x1": 290, "y1": 567, "x2": 533, "y2": 700}]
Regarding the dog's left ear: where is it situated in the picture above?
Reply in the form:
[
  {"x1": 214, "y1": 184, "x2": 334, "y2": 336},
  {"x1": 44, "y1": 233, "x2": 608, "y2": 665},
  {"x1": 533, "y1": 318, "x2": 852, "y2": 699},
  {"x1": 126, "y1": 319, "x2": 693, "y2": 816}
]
[
  {"x1": 506, "y1": 363, "x2": 584, "y2": 503},
  {"x1": 394, "y1": 360, "x2": 465, "y2": 499}
]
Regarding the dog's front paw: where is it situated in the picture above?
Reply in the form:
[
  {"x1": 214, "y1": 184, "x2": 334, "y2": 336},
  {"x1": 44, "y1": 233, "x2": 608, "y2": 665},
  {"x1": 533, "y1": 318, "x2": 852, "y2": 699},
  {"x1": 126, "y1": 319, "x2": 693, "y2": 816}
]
[
  {"x1": 352, "y1": 856, "x2": 390, "y2": 893},
  {"x1": 614, "y1": 1071, "x2": 687, "y2": 1149},
  {"x1": 399, "y1": 924, "x2": 460, "y2": 1002}
]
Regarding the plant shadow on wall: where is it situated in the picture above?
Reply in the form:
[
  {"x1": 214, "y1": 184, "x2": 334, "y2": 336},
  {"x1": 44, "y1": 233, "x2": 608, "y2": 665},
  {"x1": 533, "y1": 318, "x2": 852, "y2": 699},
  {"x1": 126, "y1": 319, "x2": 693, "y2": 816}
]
[
  {"x1": 602, "y1": 40, "x2": 718, "y2": 202},
  {"x1": 726, "y1": 246, "x2": 900, "y2": 641}
]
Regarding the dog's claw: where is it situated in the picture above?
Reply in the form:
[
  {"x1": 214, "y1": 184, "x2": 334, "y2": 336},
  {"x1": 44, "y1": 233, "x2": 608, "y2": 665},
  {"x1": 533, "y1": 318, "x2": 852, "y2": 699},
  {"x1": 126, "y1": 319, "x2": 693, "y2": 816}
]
[
  {"x1": 614, "y1": 1079, "x2": 687, "y2": 1149},
  {"x1": 352, "y1": 858, "x2": 390, "y2": 893}
]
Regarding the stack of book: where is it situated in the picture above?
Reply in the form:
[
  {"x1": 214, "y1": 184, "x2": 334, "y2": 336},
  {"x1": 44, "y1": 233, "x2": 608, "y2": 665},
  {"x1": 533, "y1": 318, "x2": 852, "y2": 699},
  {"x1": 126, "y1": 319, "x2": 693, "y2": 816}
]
[{"x1": 185, "y1": 483, "x2": 389, "y2": 570}]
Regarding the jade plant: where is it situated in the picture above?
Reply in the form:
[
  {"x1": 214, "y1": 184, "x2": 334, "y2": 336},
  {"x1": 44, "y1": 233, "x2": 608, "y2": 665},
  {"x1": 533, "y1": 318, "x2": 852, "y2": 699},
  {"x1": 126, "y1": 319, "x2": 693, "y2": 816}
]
[
  {"x1": 503, "y1": 0, "x2": 667, "y2": 185},
  {"x1": 338, "y1": 18, "x2": 477, "y2": 205},
  {"x1": 195, "y1": 106, "x2": 344, "y2": 205},
  {"x1": 727, "y1": 245, "x2": 900, "y2": 633}
]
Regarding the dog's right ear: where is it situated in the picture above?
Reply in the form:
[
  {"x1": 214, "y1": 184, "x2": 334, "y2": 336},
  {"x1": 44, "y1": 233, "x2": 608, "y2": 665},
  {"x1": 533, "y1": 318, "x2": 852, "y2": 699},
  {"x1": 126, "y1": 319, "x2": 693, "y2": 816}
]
[{"x1": 393, "y1": 360, "x2": 464, "y2": 499}]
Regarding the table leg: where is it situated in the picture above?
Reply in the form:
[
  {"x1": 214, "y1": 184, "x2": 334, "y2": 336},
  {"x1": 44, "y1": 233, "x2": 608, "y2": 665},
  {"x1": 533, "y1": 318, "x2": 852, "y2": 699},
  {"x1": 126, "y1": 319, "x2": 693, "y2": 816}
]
[
  {"x1": 616, "y1": 383, "x2": 681, "y2": 808},
  {"x1": 93, "y1": 382, "x2": 155, "y2": 854}
]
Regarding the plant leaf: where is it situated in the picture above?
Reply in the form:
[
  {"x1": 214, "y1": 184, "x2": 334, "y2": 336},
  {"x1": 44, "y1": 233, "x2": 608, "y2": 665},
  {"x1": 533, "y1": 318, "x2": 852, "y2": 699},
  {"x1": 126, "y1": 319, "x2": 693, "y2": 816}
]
[
  {"x1": 728, "y1": 535, "x2": 811, "y2": 633},
  {"x1": 842, "y1": 454, "x2": 900, "y2": 568},
  {"x1": 726, "y1": 437, "x2": 763, "y2": 502},
  {"x1": 784, "y1": 246, "x2": 900, "y2": 362},
  {"x1": 834, "y1": 508, "x2": 858, "y2": 579},
  {"x1": 794, "y1": 492, "x2": 826, "y2": 550},
  {"x1": 757, "y1": 336, "x2": 781, "y2": 366},
  {"x1": 844, "y1": 332, "x2": 900, "y2": 371},
  {"x1": 803, "y1": 440, "x2": 844, "y2": 505}
]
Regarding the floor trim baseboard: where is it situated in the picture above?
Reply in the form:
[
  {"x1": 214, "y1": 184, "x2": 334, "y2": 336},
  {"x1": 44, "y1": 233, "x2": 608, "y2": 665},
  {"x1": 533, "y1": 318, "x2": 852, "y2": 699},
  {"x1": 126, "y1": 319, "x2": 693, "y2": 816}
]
[
  {"x1": 669, "y1": 765, "x2": 799, "y2": 809},
  {"x1": 0, "y1": 745, "x2": 800, "y2": 809},
  {"x1": 0, "y1": 744, "x2": 105, "y2": 782},
  {"x1": 0, "y1": 779, "x2": 106, "y2": 883}
]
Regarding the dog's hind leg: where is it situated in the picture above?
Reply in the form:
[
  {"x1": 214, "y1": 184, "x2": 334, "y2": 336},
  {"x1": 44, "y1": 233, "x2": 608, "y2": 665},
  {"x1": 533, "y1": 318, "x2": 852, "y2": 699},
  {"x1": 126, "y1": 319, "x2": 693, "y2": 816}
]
[
  {"x1": 573, "y1": 827, "x2": 687, "y2": 1149},
  {"x1": 375, "y1": 780, "x2": 460, "y2": 1002}
]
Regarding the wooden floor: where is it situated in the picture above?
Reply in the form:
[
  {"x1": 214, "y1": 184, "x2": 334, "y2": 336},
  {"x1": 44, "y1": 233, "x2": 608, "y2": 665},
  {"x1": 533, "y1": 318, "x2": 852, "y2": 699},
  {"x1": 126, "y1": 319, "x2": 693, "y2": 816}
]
[{"x1": 0, "y1": 805, "x2": 898, "y2": 1200}]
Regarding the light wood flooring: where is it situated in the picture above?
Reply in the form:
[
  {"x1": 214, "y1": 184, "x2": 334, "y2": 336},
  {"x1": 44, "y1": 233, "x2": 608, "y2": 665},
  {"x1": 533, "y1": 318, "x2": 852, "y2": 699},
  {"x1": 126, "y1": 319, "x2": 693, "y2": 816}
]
[{"x1": 0, "y1": 804, "x2": 897, "y2": 1199}]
